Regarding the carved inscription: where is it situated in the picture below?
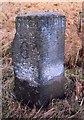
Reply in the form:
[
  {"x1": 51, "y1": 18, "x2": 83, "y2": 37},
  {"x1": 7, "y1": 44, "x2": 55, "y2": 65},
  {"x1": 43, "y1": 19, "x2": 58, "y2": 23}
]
[{"x1": 20, "y1": 41, "x2": 29, "y2": 59}]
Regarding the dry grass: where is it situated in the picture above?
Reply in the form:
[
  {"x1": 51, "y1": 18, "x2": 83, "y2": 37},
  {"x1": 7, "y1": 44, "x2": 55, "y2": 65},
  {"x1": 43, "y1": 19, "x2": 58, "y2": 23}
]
[
  {"x1": 1, "y1": 2, "x2": 84, "y2": 118},
  {"x1": 2, "y1": 77, "x2": 84, "y2": 119},
  {"x1": 1, "y1": 2, "x2": 82, "y2": 66},
  {"x1": 1, "y1": 44, "x2": 84, "y2": 120}
]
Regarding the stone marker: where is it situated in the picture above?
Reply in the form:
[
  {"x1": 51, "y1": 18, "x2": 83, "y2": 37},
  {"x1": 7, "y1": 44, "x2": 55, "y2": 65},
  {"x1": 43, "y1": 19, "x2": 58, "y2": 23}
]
[{"x1": 12, "y1": 12, "x2": 66, "y2": 107}]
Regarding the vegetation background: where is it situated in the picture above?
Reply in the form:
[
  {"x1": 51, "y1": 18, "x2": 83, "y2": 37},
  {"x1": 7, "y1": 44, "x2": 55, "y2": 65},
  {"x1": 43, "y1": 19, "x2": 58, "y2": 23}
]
[{"x1": 1, "y1": 2, "x2": 84, "y2": 119}]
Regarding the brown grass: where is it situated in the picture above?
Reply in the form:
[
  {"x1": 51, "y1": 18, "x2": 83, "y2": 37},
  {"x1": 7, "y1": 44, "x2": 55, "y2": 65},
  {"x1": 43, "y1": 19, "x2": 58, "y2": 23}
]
[
  {"x1": 1, "y1": 2, "x2": 82, "y2": 66},
  {"x1": 1, "y1": 44, "x2": 84, "y2": 119},
  {"x1": 1, "y1": 2, "x2": 84, "y2": 119}
]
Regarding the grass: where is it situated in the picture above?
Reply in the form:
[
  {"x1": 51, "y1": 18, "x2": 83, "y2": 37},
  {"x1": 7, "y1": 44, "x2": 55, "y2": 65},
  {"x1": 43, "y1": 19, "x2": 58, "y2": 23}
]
[
  {"x1": 1, "y1": 44, "x2": 84, "y2": 119},
  {"x1": 2, "y1": 68, "x2": 84, "y2": 119}
]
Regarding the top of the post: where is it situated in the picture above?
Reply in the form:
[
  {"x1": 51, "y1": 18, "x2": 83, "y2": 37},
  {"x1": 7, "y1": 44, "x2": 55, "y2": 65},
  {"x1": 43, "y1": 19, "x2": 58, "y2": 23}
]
[{"x1": 17, "y1": 12, "x2": 65, "y2": 19}]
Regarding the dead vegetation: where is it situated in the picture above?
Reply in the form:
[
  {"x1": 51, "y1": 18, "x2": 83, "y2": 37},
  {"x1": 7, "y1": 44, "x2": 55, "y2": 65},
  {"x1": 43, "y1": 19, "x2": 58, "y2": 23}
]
[
  {"x1": 1, "y1": 39, "x2": 84, "y2": 119},
  {"x1": 1, "y1": 2, "x2": 84, "y2": 120},
  {"x1": 1, "y1": 2, "x2": 82, "y2": 66}
]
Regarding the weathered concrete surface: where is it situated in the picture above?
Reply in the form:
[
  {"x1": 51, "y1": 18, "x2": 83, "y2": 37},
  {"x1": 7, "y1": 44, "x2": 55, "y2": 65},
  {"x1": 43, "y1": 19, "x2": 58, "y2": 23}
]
[{"x1": 12, "y1": 12, "x2": 66, "y2": 107}]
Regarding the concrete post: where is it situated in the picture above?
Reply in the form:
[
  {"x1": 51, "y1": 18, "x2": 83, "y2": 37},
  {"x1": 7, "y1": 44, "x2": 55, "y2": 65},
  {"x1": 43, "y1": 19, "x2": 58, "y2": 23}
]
[{"x1": 12, "y1": 12, "x2": 66, "y2": 107}]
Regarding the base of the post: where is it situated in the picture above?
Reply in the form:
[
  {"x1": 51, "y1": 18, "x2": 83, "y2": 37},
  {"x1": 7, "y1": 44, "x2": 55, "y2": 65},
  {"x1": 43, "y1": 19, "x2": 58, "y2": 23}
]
[
  {"x1": 14, "y1": 77, "x2": 40, "y2": 107},
  {"x1": 39, "y1": 76, "x2": 67, "y2": 106},
  {"x1": 14, "y1": 76, "x2": 71, "y2": 107}
]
